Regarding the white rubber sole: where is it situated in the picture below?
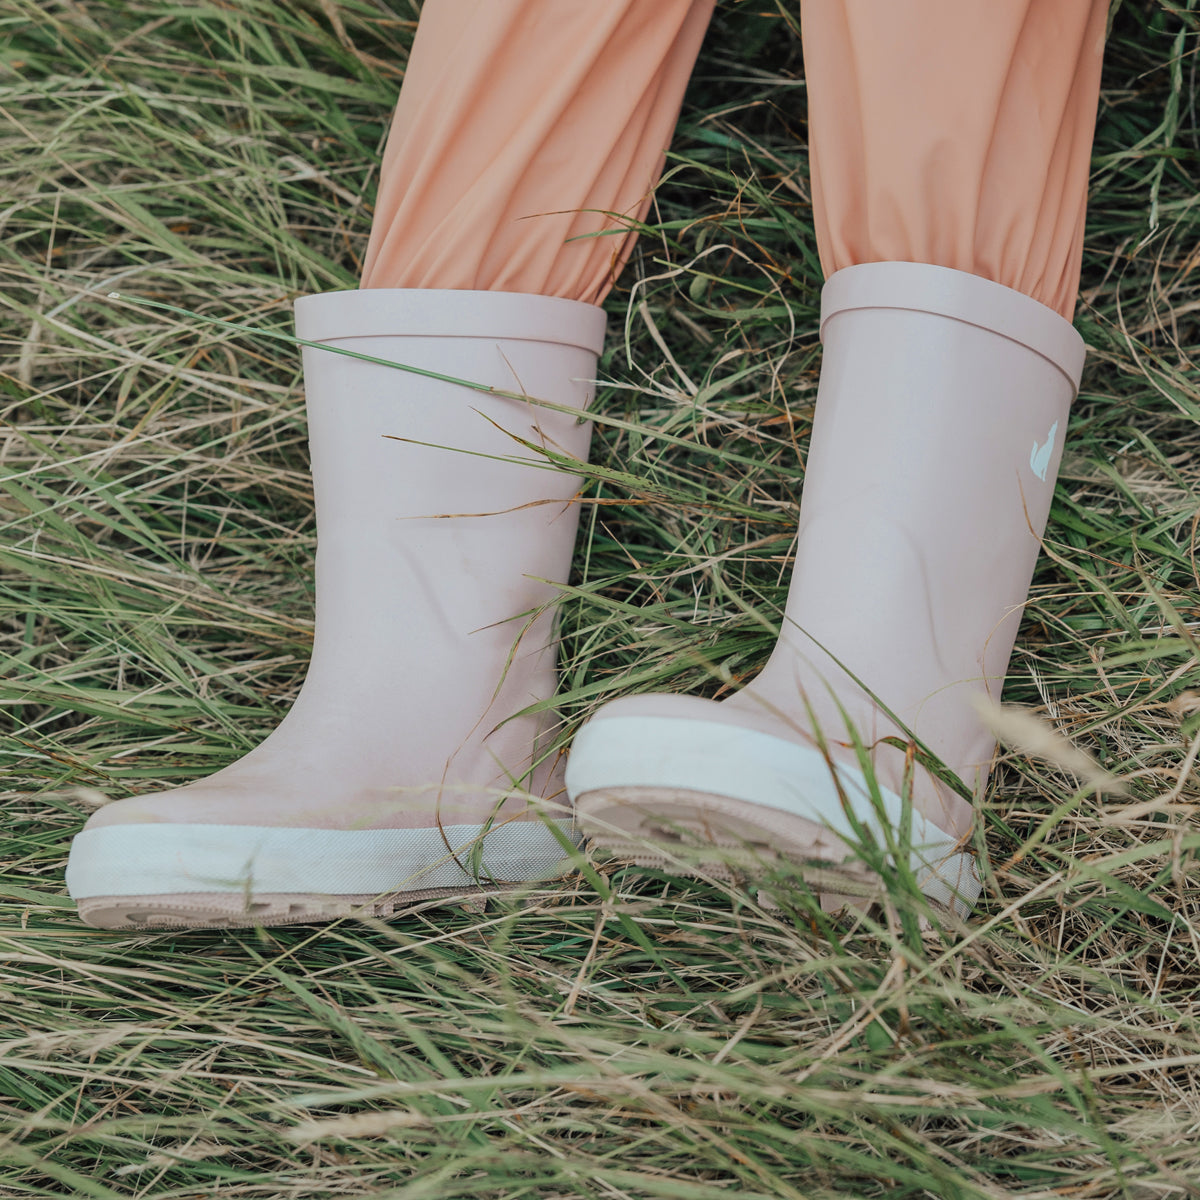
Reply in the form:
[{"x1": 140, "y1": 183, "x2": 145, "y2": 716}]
[
  {"x1": 66, "y1": 818, "x2": 579, "y2": 930},
  {"x1": 565, "y1": 715, "x2": 981, "y2": 916}
]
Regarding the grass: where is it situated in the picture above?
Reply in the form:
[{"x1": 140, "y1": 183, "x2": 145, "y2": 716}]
[{"x1": 2, "y1": 0, "x2": 1200, "y2": 1195}]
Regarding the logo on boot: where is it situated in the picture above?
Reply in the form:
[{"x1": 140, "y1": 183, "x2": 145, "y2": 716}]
[{"x1": 1030, "y1": 421, "x2": 1058, "y2": 482}]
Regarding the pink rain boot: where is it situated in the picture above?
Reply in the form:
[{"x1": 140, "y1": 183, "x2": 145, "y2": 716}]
[
  {"x1": 66, "y1": 289, "x2": 605, "y2": 929},
  {"x1": 566, "y1": 262, "x2": 1084, "y2": 916}
]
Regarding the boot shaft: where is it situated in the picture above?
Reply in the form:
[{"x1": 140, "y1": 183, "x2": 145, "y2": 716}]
[{"x1": 771, "y1": 263, "x2": 1084, "y2": 768}]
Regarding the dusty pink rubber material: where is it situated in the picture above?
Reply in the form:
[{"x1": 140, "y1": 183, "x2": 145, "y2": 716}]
[
  {"x1": 67, "y1": 288, "x2": 605, "y2": 930},
  {"x1": 567, "y1": 262, "x2": 1085, "y2": 918}
]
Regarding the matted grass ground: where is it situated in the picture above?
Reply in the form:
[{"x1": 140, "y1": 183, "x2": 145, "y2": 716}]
[{"x1": 2, "y1": 2, "x2": 1200, "y2": 1196}]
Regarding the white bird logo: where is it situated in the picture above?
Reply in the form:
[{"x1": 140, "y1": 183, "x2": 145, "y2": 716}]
[{"x1": 1030, "y1": 421, "x2": 1058, "y2": 482}]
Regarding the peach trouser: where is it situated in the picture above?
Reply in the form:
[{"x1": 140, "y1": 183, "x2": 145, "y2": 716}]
[{"x1": 360, "y1": 0, "x2": 1107, "y2": 321}]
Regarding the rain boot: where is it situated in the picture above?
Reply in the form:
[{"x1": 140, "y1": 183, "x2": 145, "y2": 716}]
[
  {"x1": 66, "y1": 288, "x2": 606, "y2": 929},
  {"x1": 565, "y1": 262, "x2": 1084, "y2": 916}
]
